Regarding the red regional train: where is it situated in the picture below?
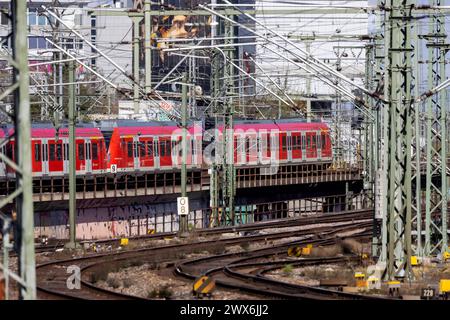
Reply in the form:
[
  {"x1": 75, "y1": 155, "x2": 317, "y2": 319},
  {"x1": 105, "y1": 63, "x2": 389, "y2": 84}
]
[
  {"x1": 2, "y1": 125, "x2": 107, "y2": 177},
  {"x1": 0, "y1": 119, "x2": 332, "y2": 177}
]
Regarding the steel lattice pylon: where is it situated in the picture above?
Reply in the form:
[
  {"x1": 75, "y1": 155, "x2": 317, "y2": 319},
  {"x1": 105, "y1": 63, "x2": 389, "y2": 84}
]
[
  {"x1": 0, "y1": 0, "x2": 36, "y2": 299},
  {"x1": 421, "y1": 0, "x2": 448, "y2": 256},
  {"x1": 384, "y1": 0, "x2": 414, "y2": 280},
  {"x1": 375, "y1": 0, "x2": 450, "y2": 279}
]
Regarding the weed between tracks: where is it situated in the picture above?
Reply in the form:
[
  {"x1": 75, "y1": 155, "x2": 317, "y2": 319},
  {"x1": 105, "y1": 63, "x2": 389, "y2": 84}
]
[
  {"x1": 282, "y1": 264, "x2": 294, "y2": 276},
  {"x1": 147, "y1": 286, "x2": 173, "y2": 299}
]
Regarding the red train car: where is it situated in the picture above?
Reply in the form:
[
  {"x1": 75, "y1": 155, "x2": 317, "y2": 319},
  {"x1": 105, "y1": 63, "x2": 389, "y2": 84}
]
[
  {"x1": 6, "y1": 126, "x2": 107, "y2": 177},
  {"x1": 217, "y1": 120, "x2": 332, "y2": 166},
  {"x1": 107, "y1": 122, "x2": 203, "y2": 173}
]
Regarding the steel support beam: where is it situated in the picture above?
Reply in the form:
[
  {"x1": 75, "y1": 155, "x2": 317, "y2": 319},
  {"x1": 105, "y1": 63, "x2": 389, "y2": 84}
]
[
  {"x1": 12, "y1": 0, "x2": 36, "y2": 299},
  {"x1": 423, "y1": 1, "x2": 448, "y2": 256},
  {"x1": 384, "y1": 0, "x2": 414, "y2": 280}
]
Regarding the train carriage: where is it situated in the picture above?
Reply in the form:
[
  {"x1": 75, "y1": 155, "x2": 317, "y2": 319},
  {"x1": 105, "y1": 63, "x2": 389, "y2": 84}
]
[
  {"x1": 0, "y1": 118, "x2": 332, "y2": 178},
  {"x1": 107, "y1": 122, "x2": 203, "y2": 173},
  {"x1": 6, "y1": 126, "x2": 107, "y2": 177},
  {"x1": 217, "y1": 120, "x2": 332, "y2": 167}
]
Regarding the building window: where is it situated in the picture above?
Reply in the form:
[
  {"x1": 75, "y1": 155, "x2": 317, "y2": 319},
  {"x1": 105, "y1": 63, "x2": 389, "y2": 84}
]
[
  {"x1": 38, "y1": 14, "x2": 46, "y2": 25},
  {"x1": 28, "y1": 36, "x2": 49, "y2": 49},
  {"x1": 28, "y1": 10, "x2": 37, "y2": 25}
]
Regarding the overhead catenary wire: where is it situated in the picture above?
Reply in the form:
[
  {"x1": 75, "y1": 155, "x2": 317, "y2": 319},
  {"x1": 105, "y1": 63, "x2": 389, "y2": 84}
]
[{"x1": 216, "y1": 0, "x2": 378, "y2": 100}]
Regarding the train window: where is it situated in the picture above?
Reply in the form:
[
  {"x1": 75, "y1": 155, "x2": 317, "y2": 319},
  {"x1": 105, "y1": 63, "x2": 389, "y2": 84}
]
[
  {"x1": 311, "y1": 135, "x2": 316, "y2": 147},
  {"x1": 321, "y1": 134, "x2": 326, "y2": 148},
  {"x1": 34, "y1": 143, "x2": 41, "y2": 161},
  {"x1": 165, "y1": 140, "x2": 170, "y2": 156},
  {"x1": 306, "y1": 136, "x2": 311, "y2": 148},
  {"x1": 246, "y1": 137, "x2": 250, "y2": 153},
  {"x1": 139, "y1": 142, "x2": 146, "y2": 157},
  {"x1": 127, "y1": 142, "x2": 133, "y2": 158},
  {"x1": 56, "y1": 144, "x2": 62, "y2": 160},
  {"x1": 159, "y1": 141, "x2": 165, "y2": 157},
  {"x1": 281, "y1": 135, "x2": 287, "y2": 151},
  {"x1": 147, "y1": 141, "x2": 153, "y2": 157},
  {"x1": 49, "y1": 144, "x2": 55, "y2": 161},
  {"x1": 92, "y1": 143, "x2": 98, "y2": 160},
  {"x1": 78, "y1": 143, "x2": 84, "y2": 160},
  {"x1": 291, "y1": 136, "x2": 298, "y2": 150}
]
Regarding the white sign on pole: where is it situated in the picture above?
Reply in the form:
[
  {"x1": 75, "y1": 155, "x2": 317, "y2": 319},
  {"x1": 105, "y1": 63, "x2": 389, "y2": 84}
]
[{"x1": 177, "y1": 197, "x2": 189, "y2": 216}]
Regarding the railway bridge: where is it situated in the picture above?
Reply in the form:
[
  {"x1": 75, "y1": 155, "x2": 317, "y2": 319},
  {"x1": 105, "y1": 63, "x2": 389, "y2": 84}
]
[{"x1": 0, "y1": 162, "x2": 367, "y2": 239}]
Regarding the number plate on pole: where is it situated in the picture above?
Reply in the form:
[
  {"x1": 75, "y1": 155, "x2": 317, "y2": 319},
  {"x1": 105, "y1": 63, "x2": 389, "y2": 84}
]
[
  {"x1": 177, "y1": 197, "x2": 189, "y2": 216},
  {"x1": 110, "y1": 164, "x2": 117, "y2": 173},
  {"x1": 421, "y1": 288, "x2": 435, "y2": 300}
]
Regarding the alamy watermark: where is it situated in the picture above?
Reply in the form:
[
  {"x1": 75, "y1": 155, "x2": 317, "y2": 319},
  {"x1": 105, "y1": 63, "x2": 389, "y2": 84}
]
[{"x1": 66, "y1": 265, "x2": 81, "y2": 290}]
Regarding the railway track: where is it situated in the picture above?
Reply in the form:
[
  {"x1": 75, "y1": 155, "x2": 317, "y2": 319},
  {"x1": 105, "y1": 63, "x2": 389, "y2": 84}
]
[
  {"x1": 35, "y1": 210, "x2": 373, "y2": 300},
  {"x1": 174, "y1": 221, "x2": 384, "y2": 300},
  {"x1": 30, "y1": 209, "x2": 372, "y2": 254}
]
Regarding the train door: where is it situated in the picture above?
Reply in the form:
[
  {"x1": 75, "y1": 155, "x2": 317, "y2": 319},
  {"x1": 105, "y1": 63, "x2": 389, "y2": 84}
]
[
  {"x1": 301, "y1": 133, "x2": 306, "y2": 161},
  {"x1": 41, "y1": 140, "x2": 49, "y2": 174},
  {"x1": 76, "y1": 140, "x2": 85, "y2": 171},
  {"x1": 159, "y1": 136, "x2": 172, "y2": 167},
  {"x1": 246, "y1": 133, "x2": 258, "y2": 165},
  {"x1": 279, "y1": 132, "x2": 287, "y2": 162},
  {"x1": 62, "y1": 139, "x2": 69, "y2": 174},
  {"x1": 291, "y1": 131, "x2": 302, "y2": 161},
  {"x1": 31, "y1": 140, "x2": 42, "y2": 174},
  {"x1": 305, "y1": 132, "x2": 317, "y2": 159},
  {"x1": 234, "y1": 133, "x2": 245, "y2": 165},
  {"x1": 321, "y1": 131, "x2": 332, "y2": 159},
  {"x1": 121, "y1": 137, "x2": 134, "y2": 170},
  {"x1": 316, "y1": 130, "x2": 322, "y2": 160},
  {"x1": 91, "y1": 138, "x2": 102, "y2": 172},
  {"x1": 139, "y1": 137, "x2": 154, "y2": 168},
  {"x1": 177, "y1": 135, "x2": 185, "y2": 167},
  {"x1": 84, "y1": 140, "x2": 93, "y2": 172},
  {"x1": 132, "y1": 137, "x2": 140, "y2": 170},
  {"x1": 259, "y1": 132, "x2": 271, "y2": 164},
  {"x1": 153, "y1": 137, "x2": 160, "y2": 168},
  {"x1": 48, "y1": 139, "x2": 63, "y2": 173},
  {"x1": 286, "y1": 132, "x2": 292, "y2": 162},
  {"x1": 271, "y1": 131, "x2": 279, "y2": 163}
]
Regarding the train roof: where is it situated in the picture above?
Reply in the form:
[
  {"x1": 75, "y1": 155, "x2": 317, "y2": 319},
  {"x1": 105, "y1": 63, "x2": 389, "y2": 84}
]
[
  {"x1": 113, "y1": 122, "x2": 202, "y2": 136},
  {"x1": 5, "y1": 127, "x2": 103, "y2": 138},
  {"x1": 217, "y1": 121, "x2": 329, "y2": 132}
]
